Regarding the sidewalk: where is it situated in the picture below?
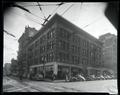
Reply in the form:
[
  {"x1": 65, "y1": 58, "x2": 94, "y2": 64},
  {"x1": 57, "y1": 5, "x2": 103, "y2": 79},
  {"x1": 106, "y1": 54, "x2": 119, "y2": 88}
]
[
  {"x1": 9, "y1": 76, "x2": 67, "y2": 83},
  {"x1": 9, "y1": 76, "x2": 30, "y2": 83}
]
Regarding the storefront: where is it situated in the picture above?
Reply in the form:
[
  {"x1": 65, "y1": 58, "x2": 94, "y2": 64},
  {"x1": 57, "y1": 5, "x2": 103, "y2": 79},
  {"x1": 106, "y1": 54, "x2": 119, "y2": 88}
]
[{"x1": 29, "y1": 62, "x2": 85, "y2": 80}]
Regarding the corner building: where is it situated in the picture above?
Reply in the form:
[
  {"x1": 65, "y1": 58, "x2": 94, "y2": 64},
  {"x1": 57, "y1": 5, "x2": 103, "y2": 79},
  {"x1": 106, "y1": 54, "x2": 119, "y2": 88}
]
[{"x1": 18, "y1": 14, "x2": 104, "y2": 79}]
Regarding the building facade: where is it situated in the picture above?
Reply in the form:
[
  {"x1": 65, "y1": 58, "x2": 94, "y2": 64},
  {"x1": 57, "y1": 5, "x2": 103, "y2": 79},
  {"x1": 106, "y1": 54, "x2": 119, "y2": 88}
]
[
  {"x1": 99, "y1": 33, "x2": 117, "y2": 76},
  {"x1": 18, "y1": 14, "x2": 108, "y2": 79},
  {"x1": 4, "y1": 63, "x2": 11, "y2": 76},
  {"x1": 10, "y1": 58, "x2": 18, "y2": 76},
  {"x1": 18, "y1": 26, "x2": 38, "y2": 78}
]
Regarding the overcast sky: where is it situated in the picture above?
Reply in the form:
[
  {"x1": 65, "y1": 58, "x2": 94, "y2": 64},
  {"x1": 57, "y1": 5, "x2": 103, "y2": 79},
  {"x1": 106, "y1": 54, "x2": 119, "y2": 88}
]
[{"x1": 3, "y1": 2, "x2": 117, "y2": 65}]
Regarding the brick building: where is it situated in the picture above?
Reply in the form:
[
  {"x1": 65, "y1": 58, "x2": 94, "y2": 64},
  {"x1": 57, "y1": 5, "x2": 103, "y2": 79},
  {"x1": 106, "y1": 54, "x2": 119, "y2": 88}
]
[
  {"x1": 18, "y1": 14, "x2": 108, "y2": 79},
  {"x1": 99, "y1": 33, "x2": 117, "y2": 76}
]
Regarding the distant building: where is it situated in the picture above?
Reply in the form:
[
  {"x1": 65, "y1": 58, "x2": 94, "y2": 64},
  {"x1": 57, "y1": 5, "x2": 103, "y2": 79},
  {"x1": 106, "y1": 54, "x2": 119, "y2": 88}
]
[
  {"x1": 18, "y1": 26, "x2": 38, "y2": 78},
  {"x1": 99, "y1": 33, "x2": 117, "y2": 76},
  {"x1": 18, "y1": 14, "x2": 111, "y2": 79},
  {"x1": 4, "y1": 63, "x2": 11, "y2": 76},
  {"x1": 11, "y1": 58, "x2": 18, "y2": 76}
]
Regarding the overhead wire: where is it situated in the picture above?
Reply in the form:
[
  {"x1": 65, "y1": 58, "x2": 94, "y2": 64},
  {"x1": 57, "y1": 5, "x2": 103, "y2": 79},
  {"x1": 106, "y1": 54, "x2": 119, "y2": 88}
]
[
  {"x1": 26, "y1": 14, "x2": 44, "y2": 26},
  {"x1": 82, "y1": 16, "x2": 103, "y2": 29},
  {"x1": 42, "y1": 2, "x2": 65, "y2": 25},
  {"x1": 4, "y1": 30, "x2": 16, "y2": 38},
  {"x1": 61, "y1": 3, "x2": 74, "y2": 16},
  {"x1": 13, "y1": 4, "x2": 45, "y2": 21},
  {"x1": 37, "y1": 2, "x2": 47, "y2": 20},
  {"x1": 12, "y1": 11, "x2": 44, "y2": 26},
  {"x1": 20, "y1": 3, "x2": 64, "y2": 7}
]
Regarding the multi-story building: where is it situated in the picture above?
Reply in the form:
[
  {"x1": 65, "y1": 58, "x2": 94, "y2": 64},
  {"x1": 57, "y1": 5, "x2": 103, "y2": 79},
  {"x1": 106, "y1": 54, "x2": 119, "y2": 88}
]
[
  {"x1": 10, "y1": 58, "x2": 18, "y2": 76},
  {"x1": 4, "y1": 63, "x2": 11, "y2": 76},
  {"x1": 18, "y1": 26, "x2": 38, "y2": 78},
  {"x1": 18, "y1": 14, "x2": 109, "y2": 79},
  {"x1": 99, "y1": 33, "x2": 117, "y2": 77}
]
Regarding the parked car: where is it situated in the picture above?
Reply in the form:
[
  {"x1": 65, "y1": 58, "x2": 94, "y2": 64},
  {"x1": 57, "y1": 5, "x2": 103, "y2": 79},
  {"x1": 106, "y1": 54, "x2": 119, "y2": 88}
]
[
  {"x1": 95, "y1": 75, "x2": 106, "y2": 80},
  {"x1": 30, "y1": 73, "x2": 43, "y2": 81},
  {"x1": 86, "y1": 75, "x2": 96, "y2": 81},
  {"x1": 34, "y1": 73, "x2": 44, "y2": 81},
  {"x1": 70, "y1": 74, "x2": 86, "y2": 82},
  {"x1": 103, "y1": 74, "x2": 112, "y2": 80},
  {"x1": 100, "y1": 75, "x2": 106, "y2": 80}
]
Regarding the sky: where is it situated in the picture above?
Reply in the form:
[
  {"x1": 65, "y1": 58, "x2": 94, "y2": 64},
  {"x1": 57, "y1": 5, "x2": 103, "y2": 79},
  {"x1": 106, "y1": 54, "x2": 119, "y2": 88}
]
[{"x1": 3, "y1": 2, "x2": 117, "y2": 65}]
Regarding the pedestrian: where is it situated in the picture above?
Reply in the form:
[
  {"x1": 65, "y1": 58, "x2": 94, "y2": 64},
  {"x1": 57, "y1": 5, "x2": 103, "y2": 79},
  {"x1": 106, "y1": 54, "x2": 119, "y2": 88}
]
[
  {"x1": 65, "y1": 71, "x2": 69, "y2": 82},
  {"x1": 19, "y1": 72, "x2": 23, "y2": 81},
  {"x1": 52, "y1": 73, "x2": 56, "y2": 81}
]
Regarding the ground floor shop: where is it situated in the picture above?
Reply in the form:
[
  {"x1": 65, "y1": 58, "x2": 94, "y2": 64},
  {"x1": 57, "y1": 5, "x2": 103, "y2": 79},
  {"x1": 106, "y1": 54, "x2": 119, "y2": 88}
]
[{"x1": 28, "y1": 62, "x2": 115, "y2": 80}]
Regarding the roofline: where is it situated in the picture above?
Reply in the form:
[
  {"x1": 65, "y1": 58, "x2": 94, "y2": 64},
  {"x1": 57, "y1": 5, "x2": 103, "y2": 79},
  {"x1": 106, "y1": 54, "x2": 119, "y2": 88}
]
[
  {"x1": 24, "y1": 13, "x2": 102, "y2": 46},
  {"x1": 54, "y1": 14, "x2": 102, "y2": 45}
]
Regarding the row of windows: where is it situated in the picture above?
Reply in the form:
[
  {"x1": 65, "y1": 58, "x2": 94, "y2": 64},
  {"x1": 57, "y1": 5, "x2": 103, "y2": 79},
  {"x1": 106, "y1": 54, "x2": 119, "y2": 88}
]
[
  {"x1": 71, "y1": 56, "x2": 80, "y2": 65},
  {"x1": 56, "y1": 52, "x2": 69, "y2": 62},
  {"x1": 28, "y1": 52, "x2": 70, "y2": 65},
  {"x1": 71, "y1": 35, "x2": 101, "y2": 52},
  {"x1": 71, "y1": 44, "x2": 101, "y2": 57},
  {"x1": 57, "y1": 39, "x2": 69, "y2": 51},
  {"x1": 28, "y1": 40, "x2": 55, "y2": 56},
  {"x1": 28, "y1": 51, "x2": 101, "y2": 66},
  {"x1": 28, "y1": 28, "x2": 56, "y2": 51},
  {"x1": 28, "y1": 44, "x2": 101, "y2": 61},
  {"x1": 28, "y1": 52, "x2": 55, "y2": 65},
  {"x1": 57, "y1": 27, "x2": 70, "y2": 40}
]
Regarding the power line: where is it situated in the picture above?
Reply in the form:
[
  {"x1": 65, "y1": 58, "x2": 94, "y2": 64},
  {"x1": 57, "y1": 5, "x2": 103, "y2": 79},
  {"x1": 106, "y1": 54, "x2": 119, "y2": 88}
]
[
  {"x1": 82, "y1": 16, "x2": 103, "y2": 28},
  {"x1": 13, "y1": 4, "x2": 45, "y2": 21},
  {"x1": 37, "y1": 2, "x2": 47, "y2": 20},
  {"x1": 4, "y1": 30, "x2": 16, "y2": 38},
  {"x1": 12, "y1": 11, "x2": 44, "y2": 26},
  {"x1": 26, "y1": 14, "x2": 45, "y2": 26},
  {"x1": 61, "y1": 4, "x2": 74, "y2": 16},
  {"x1": 20, "y1": 3, "x2": 65, "y2": 7},
  {"x1": 42, "y1": 2, "x2": 64, "y2": 25}
]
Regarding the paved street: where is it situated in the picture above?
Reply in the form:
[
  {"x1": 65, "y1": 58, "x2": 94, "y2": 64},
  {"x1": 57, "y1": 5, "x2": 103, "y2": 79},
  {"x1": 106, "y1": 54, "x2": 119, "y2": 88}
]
[{"x1": 3, "y1": 76, "x2": 118, "y2": 94}]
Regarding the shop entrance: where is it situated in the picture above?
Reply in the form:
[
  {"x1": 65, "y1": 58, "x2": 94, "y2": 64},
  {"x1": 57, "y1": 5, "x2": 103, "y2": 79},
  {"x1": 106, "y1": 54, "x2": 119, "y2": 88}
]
[{"x1": 57, "y1": 65, "x2": 69, "y2": 79}]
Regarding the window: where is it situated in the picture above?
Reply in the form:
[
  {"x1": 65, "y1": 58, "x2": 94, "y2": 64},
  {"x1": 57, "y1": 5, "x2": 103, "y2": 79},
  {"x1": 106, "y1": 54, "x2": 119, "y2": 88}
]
[
  {"x1": 82, "y1": 59, "x2": 86, "y2": 65},
  {"x1": 35, "y1": 40, "x2": 39, "y2": 47},
  {"x1": 72, "y1": 56, "x2": 77, "y2": 64},
  {"x1": 50, "y1": 41, "x2": 54, "y2": 50},
  {"x1": 40, "y1": 46, "x2": 46, "y2": 53},
  {"x1": 71, "y1": 45, "x2": 75, "y2": 52},
  {"x1": 50, "y1": 52, "x2": 54, "y2": 62},
  {"x1": 43, "y1": 45, "x2": 46, "y2": 52},
  {"x1": 40, "y1": 37, "x2": 43, "y2": 44},
  {"x1": 57, "y1": 52, "x2": 68, "y2": 62},
  {"x1": 78, "y1": 47, "x2": 80, "y2": 53},
  {"x1": 46, "y1": 52, "x2": 54, "y2": 62},
  {"x1": 66, "y1": 53, "x2": 69, "y2": 61},
  {"x1": 47, "y1": 41, "x2": 54, "y2": 51},
  {"x1": 74, "y1": 56, "x2": 77, "y2": 64},
  {"x1": 47, "y1": 28, "x2": 55, "y2": 39},
  {"x1": 72, "y1": 56, "x2": 74, "y2": 64},
  {"x1": 58, "y1": 27, "x2": 70, "y2": 40}
]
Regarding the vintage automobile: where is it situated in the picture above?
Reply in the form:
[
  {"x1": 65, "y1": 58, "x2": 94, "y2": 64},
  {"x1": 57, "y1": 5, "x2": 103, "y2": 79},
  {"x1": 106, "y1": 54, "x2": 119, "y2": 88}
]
[
  {"x1": 30, "y1": 73, "x2": 44, "y2": 81},
  {"x1": 69, "y1": 74, "x2": 86, "y2": 82},
  {"x1": 86, "y1": 75, "x2": 96, "y2": 81}
]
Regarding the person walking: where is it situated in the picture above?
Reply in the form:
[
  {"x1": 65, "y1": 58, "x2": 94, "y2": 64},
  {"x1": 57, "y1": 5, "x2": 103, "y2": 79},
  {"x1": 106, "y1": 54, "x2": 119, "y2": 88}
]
[{"x1": 65, "y1": 71, "x2": 69, "y2": 82}]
